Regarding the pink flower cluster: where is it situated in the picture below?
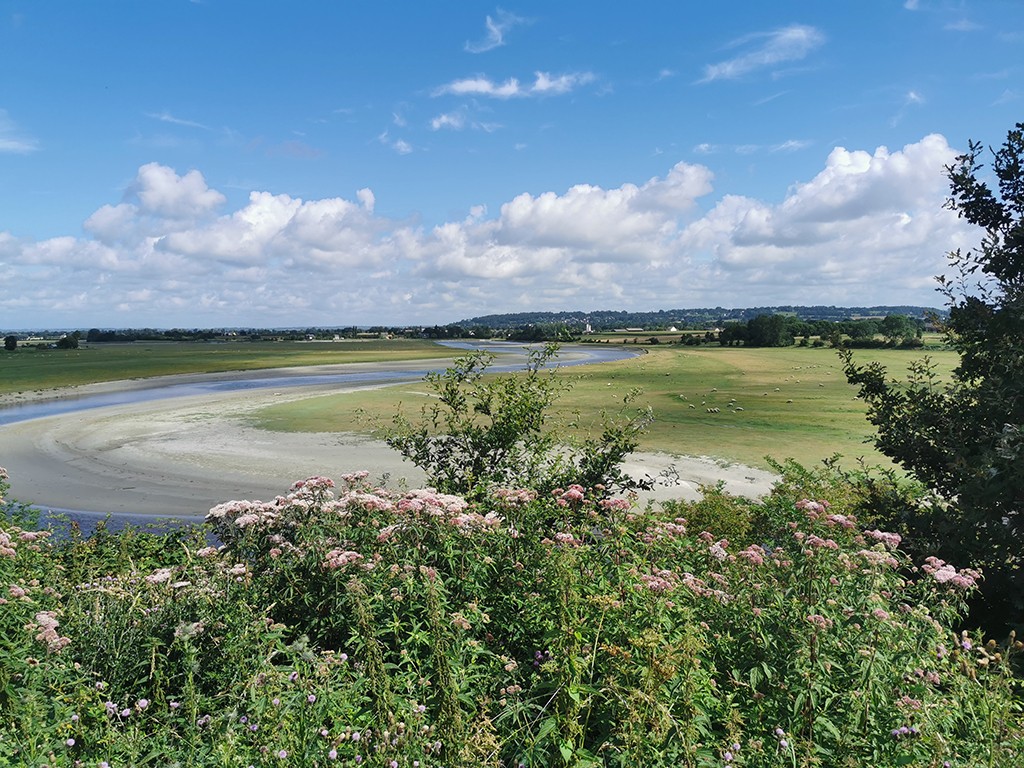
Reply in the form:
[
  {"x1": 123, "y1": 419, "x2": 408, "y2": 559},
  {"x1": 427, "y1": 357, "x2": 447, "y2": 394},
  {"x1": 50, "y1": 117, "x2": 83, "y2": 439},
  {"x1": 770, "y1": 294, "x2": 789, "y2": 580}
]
[
  {"x1": 33, "y1": 610, "x2": 71, "y2": 653},
  {"x1": 865, "y1": 529, "x2": 902, "y2": 549},
  {"x1": 922, "y1": 556, "x2": 981, "y2": 589},
  {"x1": 0, "y1": 529, "x2": 17, "y2": 558},
  {"x1": 795, "y1": 499, "x2": 831, "y2": 518},
  {"x1": 492, "y1": 488, "x2": 538, "y2": 507},
  {"x1": 639, "y1": 568, "x2": 678, "y2": 593},
  {"x1": 640, "y1": 517, "x2": 688, "y2": 544},
  {"x1": 289, "y1": 476, "x2": 336, "y2": 498},
  {"x1": 553, "y1": 485, "x2": 587, "y2": 507},
  {"x1": 322, "y1": 549, "x2": 366, "y2": 571},
  {"x1": 395, "y1": 489, "x2": 468, "y2": 516},
  {"x1": 207, "y1": 498, "x2": 281, "y2": 528}
]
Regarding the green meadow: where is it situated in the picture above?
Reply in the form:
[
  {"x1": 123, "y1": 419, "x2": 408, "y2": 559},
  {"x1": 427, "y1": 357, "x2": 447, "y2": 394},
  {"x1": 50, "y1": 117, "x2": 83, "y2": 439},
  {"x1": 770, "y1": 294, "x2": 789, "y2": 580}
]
[
  {"x1": 0, "y1": 339, "x2": 453, "y2": 396},
  {"x1": 249, "y1": 344, "x2": 960, "y2": 470}
]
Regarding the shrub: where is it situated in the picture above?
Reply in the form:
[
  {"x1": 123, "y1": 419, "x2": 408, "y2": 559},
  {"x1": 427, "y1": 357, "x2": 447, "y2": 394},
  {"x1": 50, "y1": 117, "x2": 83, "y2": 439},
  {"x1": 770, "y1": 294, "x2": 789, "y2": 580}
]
[{"x1": 1, "y1": 464, "x2": 1021, "y2": 766}]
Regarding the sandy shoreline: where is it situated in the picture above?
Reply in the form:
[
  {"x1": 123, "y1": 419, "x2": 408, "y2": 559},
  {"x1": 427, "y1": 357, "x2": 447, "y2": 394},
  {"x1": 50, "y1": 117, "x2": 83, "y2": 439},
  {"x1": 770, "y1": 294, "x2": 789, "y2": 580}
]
[{"x1": 1, "y1": 365, "x2": 777, "y2": 519}]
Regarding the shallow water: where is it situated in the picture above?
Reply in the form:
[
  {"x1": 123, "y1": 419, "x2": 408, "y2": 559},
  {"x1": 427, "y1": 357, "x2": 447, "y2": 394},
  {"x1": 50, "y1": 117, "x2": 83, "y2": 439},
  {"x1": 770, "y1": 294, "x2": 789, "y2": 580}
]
[
  {"x1": 2, "y1": 342, "x2": 636, "y2": 530},
  {"x1": 0, "y1": 341, "x2": 634, "y2": 426}
]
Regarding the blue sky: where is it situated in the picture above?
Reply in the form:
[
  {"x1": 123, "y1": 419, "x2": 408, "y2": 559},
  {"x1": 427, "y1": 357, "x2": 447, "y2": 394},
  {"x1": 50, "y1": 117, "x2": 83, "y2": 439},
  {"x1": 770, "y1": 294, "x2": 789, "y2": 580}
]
[{"x1": 1, "y1": 1, "x2": 1022, "y2": 329}]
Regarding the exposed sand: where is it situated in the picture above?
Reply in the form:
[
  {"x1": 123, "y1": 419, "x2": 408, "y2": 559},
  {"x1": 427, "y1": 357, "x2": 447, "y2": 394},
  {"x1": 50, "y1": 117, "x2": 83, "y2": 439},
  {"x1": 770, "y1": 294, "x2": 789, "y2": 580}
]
[{"x1": 1, "y1": 369, "x2": 778, "y2": 519}]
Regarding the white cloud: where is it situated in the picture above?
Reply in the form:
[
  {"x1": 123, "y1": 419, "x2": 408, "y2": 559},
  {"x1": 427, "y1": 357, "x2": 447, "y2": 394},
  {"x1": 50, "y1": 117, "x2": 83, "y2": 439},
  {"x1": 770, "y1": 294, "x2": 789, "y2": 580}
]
[
  {"x1": 430, "y1": 111, "x2": 466, "y2": 131},
  {"x1": 131, "y1": 162, "x2": 226, "y2": 219},
  {"x1": 0, "y1": 137, "x2": 978, "y2": 326},
  {"x1": 465, "y1": 9, "x2": 527, "y2": 54},
  {"x1": 701, "y1": 25, "x2": 825, "y2": 82},
  {"x1": 434, "y1": 71, "x2": 595, "y2": 99},
  {"x1": 0, "y1": 109, "x2": 38, "y2": 153},
  {"x1": 378, "y1": 131, "x2": 413, "y2": 154},
  {"x1": 945, "y1": 18, "x2": 981, "y2": 32},
  {"x1": 772, "y1": 140, "x2": 811, "y2": 153},
  {"x1": 145, "y1": 111, "x2": 209, "y2": 129}
]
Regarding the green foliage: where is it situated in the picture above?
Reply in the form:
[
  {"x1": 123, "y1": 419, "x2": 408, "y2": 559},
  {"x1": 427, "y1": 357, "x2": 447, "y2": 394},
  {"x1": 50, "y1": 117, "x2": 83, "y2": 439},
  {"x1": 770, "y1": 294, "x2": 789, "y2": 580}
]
[
  {"x1": 660, "y1": 483, "x2": 755, "y2": 545},
  {"x1": 384, "y1": 344, "x2": 652, "y2": 498},
  {"x1": 1, "y1": 463, "x2": 1022, "y2": 766},
  {"x1": 2, "y1": 335, "x2": 16, "y2": 352},
  {"x1": 843, "y1": 123, "x2": 1024, "y2": 633}
]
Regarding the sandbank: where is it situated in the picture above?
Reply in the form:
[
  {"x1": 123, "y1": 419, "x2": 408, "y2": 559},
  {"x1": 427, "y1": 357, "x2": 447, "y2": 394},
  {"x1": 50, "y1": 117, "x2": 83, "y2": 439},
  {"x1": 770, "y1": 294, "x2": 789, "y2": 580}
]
[{"x1": 1, "y1": 367, "x2": 777, "y2": 520}]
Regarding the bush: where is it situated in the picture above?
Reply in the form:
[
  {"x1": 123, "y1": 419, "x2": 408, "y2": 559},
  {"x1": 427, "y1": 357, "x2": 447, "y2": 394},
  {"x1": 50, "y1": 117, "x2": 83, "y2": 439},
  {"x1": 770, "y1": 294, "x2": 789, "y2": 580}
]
[
  {"x1": 2, "y1": 464, "x2": 1021, "y2": 766},
  {"x1": 383, "y1": 344, "x2": 653, "y2": 499}
]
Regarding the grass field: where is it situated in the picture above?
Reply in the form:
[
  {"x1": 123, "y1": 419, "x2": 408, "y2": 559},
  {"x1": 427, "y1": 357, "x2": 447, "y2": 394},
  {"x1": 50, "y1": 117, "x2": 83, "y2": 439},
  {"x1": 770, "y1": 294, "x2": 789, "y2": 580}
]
[
  {"x1": 249, "y1": 344, "x2": 959, "y2": 470},
  {"x1": 0, "y1": 339, "x2": 454, "y2": 395}
]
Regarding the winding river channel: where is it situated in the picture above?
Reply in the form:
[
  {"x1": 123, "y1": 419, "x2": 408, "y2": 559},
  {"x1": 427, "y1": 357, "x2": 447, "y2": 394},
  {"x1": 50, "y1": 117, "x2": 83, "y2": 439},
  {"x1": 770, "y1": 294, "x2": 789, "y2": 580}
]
[{"x1": 1, "y1": 342, "x2": 638, "y2": 533}]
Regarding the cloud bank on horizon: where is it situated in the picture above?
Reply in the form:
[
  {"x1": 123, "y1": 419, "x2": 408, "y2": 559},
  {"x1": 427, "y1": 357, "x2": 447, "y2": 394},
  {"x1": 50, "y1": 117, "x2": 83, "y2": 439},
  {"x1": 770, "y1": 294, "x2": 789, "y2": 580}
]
[{"x1": 0, "y1": 2, "x2": 1019, "y2": 328}]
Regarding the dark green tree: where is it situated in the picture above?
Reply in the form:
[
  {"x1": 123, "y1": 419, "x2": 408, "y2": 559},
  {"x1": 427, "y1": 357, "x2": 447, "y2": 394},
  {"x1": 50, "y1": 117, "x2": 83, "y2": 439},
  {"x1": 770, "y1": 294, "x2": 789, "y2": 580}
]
[
  {"x1": 746, "y1": 313, "x2": 793, "y2": 347},
  {"x1": 842, "y1": 123, "x2": 1024, "y2": 632},
  {"x1": 3, "y1": 335, "x2": 16, "y2": 351},
  {"x1": 55, "y1": 333, "x2": 79, "y2": 350},
  {"x1": 879, "y1": 314, "x2": 921, "y2": 346}
]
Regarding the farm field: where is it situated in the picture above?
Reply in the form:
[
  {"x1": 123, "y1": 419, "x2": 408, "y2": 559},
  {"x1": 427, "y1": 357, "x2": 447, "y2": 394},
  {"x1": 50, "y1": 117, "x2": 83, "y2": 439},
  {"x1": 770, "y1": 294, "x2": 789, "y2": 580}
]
[
  {"x1": 0, "y1": 339, "x2": 454, "y2": 396},
  {"x1": 249, "y1": 344, "x2": 959, "y2": 470}
]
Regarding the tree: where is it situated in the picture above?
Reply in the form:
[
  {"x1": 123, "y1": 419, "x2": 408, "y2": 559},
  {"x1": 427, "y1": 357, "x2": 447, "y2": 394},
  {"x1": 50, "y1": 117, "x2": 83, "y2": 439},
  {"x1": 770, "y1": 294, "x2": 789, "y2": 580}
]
[
  {"x1": 879, "y1": 314, "x2": 921, "y2": 346},
  {"x1": 842, "y1": 123, "x2": 1024, "y2": 632},
  {"x1": 55, "y1": 334, "x2": 79, "y2": 350},
  {"x1": 384, "y1": 344, "x2": 652, "y2": 499},
  {"x1": 3, "y1": 335, "x2": 16, "y2": 351},
  {"x1": 746, "y1": 313, "x2": 793, "y2": 347}
]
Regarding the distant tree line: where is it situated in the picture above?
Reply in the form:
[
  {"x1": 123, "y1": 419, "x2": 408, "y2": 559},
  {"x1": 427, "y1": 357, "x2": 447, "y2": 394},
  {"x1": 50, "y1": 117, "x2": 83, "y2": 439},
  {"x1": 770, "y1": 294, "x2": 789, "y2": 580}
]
[
  {"x1": 716, "y1": 313, "x2": 924, "y2": 348},
  {"x1": 458, "y1": 305, "x2": 941, "y2": 332},
  {"x1": 2, "y1": 309, "x2": 930, "y2": 349}
]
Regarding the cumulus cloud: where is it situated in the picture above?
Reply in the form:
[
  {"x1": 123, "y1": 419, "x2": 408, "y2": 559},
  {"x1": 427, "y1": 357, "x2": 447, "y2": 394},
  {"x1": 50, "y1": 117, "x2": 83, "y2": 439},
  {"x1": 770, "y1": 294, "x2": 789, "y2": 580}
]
[
  {"x1": 0, "y1": 135, "x2": 978, "y2": 327},
  {"x1": 131, "y1": 163, "x2": 226, "y2": 219},
  {"x1": 434, "y1": 71, "x2": 595, "y2": 98},
  {"x1": 701, "y1": 24, "x2": 825, "y2": 82},
  {"x1": 465, "y1": 9, "x2": 528, "y2": 53}
]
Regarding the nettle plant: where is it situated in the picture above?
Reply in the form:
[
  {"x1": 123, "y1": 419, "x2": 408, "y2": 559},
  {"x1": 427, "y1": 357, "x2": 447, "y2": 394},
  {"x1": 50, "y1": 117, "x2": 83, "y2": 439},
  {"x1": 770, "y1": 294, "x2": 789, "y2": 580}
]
[{"x1": 3, "y1": 463, "x2": 1021, "y2": 767}]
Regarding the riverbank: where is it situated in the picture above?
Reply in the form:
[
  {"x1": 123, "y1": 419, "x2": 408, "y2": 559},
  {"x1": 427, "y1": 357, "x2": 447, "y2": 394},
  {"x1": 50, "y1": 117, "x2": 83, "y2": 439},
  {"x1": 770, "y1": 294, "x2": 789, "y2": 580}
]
[{"x1": 2, "y1": 373, "x2": 776, "y2": 519}]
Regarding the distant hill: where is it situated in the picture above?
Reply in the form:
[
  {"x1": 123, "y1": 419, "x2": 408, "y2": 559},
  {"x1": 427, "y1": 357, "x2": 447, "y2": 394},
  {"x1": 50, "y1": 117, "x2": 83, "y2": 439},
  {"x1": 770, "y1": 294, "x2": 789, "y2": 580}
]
[{"x1": 456, "y1": 306, "x2": 944, "y2": 331}]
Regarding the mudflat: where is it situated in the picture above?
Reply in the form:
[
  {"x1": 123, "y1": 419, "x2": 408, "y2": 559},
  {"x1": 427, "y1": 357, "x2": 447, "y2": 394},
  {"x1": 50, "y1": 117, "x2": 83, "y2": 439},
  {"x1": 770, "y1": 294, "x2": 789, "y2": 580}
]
[{"x1": 1, "y1": 368, "x2": 777, "y2": 518}]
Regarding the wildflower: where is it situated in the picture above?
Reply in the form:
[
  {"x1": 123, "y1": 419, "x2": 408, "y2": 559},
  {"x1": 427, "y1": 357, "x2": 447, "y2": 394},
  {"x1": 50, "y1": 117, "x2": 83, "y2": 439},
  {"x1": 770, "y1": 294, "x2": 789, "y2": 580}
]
[
  {"x1": 922, "y1": 556, "x2": 981, "y2": 589},
  {"x1": 33, "y1": 610, "x2": 71, "y2": 653},
  {"x1": 136, "y1": 698, "x2": 149, "y2": 710},
  {"x1": 307, "y1": 694, "x2": 317, "y2": 704},
  {"x1": 865, "y1": 529, "x2": 902, "y2": 548},
  {"x1": 806, "y1": 614, "x2": 832, "y2": 630},
  {"x1": 328, "y1": 750, "x2": 338, "y2": 760},
  {"x1": 277, "y1": 749, "x2": 288, "y2": 759},
  {"x1": 66, "y1": 738, "x2": 75, "y2": 747},
  {"x1": 144, "y1": 568, "x2": 173, "y2": 584}
]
